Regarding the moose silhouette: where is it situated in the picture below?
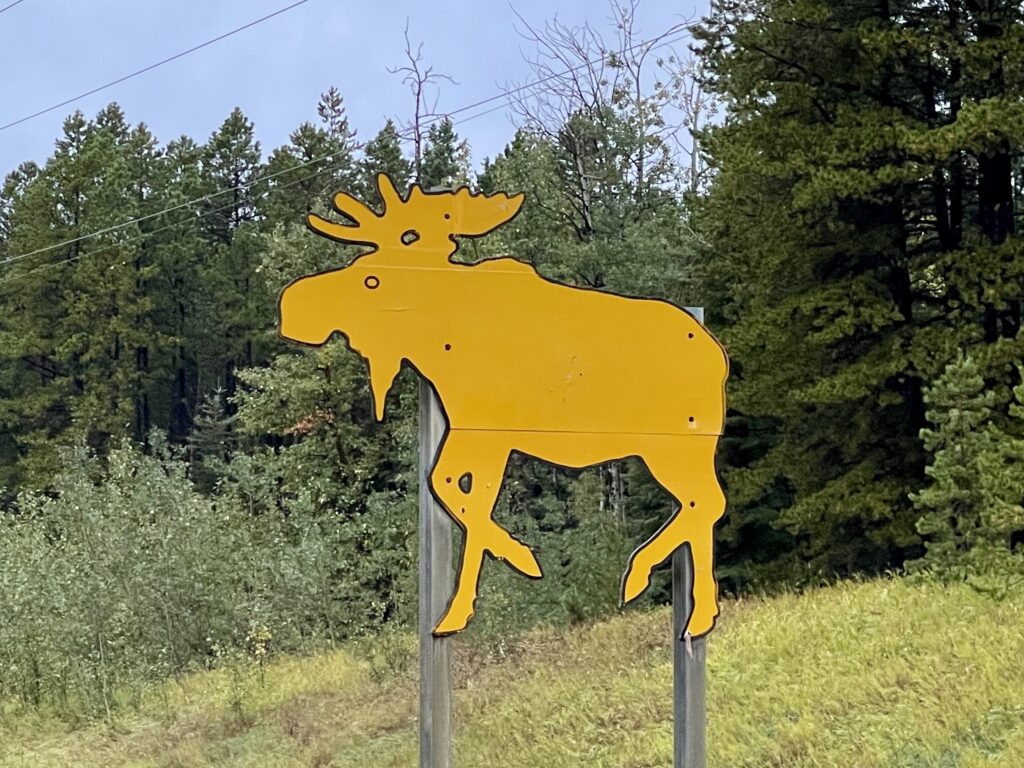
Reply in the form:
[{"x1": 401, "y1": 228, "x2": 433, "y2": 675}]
[{"x1": 278, "y1": 174, "x2": 728, "y2": 638}]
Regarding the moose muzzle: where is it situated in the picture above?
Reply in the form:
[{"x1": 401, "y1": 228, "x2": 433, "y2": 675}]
[{"x1": 279, "y1": 273, "x2": 340, "y2": 346}]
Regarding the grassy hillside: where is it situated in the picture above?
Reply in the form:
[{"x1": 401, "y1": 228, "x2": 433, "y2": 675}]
[{"x1": 1, "y1": 578, "x2": 1022, "y2": 767}]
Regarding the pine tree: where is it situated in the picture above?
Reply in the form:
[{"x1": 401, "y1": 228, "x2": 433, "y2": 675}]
[
  {"x1": 693, "y1": 0, "x2": 1024, "y2": 578},
  {"x1": 200, "y1": 107, "x2": 262, "y2": 243},
  {"x1": 198, "y1": 108, "x2": 269, "y2": 400},
  {"x1": 0, "y1": 161, "x2": 38, "y2": 243},
  {"x1": 421, "y1": 117, "x2": 469, "y2": 188},
  {"x1": 186, "y1": 386, "x2": 237, "y2": 489},
  {"x1": 361, "y1": 119, "x2": 413, "y2": 202},
  {"x1": 148, "y1": 135, "x2": 214, "y2": 442},
  {"x1": 317, "y1": 86, "x2": 358, "y2": 148},
  {"x1": 264, "y1": 88, "x2": 360, "y2": 226},
  {"x1": 910, "y1": 355, "x2": 1024, "y2": 596},
  {"x1": 0, "y1": 106, "x2": 164, "y2": 482},
  {"x1": 62, "y1": 106, "x2": 162, "y2": 447}
]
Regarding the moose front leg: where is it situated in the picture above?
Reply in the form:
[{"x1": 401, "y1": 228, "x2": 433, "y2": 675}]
[{"x1": 429, "y1": 430, "x2": 542, "y2": 636}]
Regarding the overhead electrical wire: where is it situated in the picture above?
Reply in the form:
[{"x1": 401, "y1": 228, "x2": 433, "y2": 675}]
[
  {"x1": 0, "y1": 29, "x2": 691, "y2": 282},
  {"x1": 0, "y1": 0, "x2": 28, "y2": 16},
  {"x1": 0, "y1": 159, "x2": 353, "y2": 286},
  {"x1": 0, "y1": 147, "x2": 348, "y2": 267},
  {"x1": 0, "y1": 0, "x2": 312, "y2": 133},
  {"x1": 2, "y1": 28, "x2": 689, "y2": 270}
]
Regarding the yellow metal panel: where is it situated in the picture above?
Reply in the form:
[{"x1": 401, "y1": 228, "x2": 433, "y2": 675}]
[{"x1": 279, "y1": 174, "x2": 729, "y2": 638}]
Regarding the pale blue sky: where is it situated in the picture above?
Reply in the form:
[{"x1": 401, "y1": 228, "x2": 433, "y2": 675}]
[{"x1": 0, "y1": 0, "x2": 699, "y2": 178}]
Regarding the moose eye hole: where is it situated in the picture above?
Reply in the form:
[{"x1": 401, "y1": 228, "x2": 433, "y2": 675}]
[
  {"x1": 364, "y1": 275, "x2": 380, "y2": 289},
  {"x1": 401, "y1": 229, "x2": 420, "y2": 245}
]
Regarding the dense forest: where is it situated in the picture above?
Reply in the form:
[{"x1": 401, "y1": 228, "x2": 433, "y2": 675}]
[{"x1": 0, "y1": 0, "x2": 1022, "y2": 718}]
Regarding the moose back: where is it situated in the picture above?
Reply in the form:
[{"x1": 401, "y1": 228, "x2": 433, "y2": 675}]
[{"x1": 278, "y1": 174, "x2": 728, "y2": 637}]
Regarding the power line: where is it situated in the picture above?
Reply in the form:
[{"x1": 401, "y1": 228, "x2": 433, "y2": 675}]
[
  {"x1": 405, "y1": 30, "x2": 690, "y2": 133},
  {"x1": 0, "y1": 159, "x2": 351, "y2": 286},
  {"x1": 2, "y1": 29, "x2": 689, "y2": 268},
  {"x1": 0, "y1": 28, "x2": 691, "y2": 277},
  {"x1": 412, "y1": 100, "x2": 511, "y2": 136},
  {"x1": 0, "y1": 0, "x2": 312, "y2": 133},
  {"x1": 0, "y1": 147, "x2": 347, "y2": 267},
  {"x1": 0, "y1": 0, "x2": 28, "y2": 15}
]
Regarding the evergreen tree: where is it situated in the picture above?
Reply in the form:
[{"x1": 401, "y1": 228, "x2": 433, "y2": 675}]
[
  {"x1": 0, "y1": 107, "x2": 164, "y2": 482},
  {"x1": 264, "y1": 88, "x2": 360, "y2": 226},
  {"x1": 694, "y1": 0, "x2": 1024, "y2": 579},
  {"x1": 148, "y1": 135, "x2": 214, "y2": 441},
  {"x1": 317, "y1": 86, "x2": 358, "y2": 147},
  {"x1": 421, "y1": 117, "x2": 469, "y2": 188},
  {"x1": 0, "y1": 161, "x2": 38, "y2": 243},
  {"x1": 361, "y1": 119, "x2": 413, "y2": 202},
  {"x1": 197, "y1": 108, "x2": 269, "y2": 400},
  {"x1": 231, "y1": 224, "x2": 418, "y2": 627},
  {"x1": 186, "y1": 386, "x2": 237, "y2": 489},
  {"x1": 62, "y1": 106, "x2": 163, "y2": 447},
  {"x1": 910, "y1": 355, "x2": 1024, "y2": 596},
  {"x1": 200, "y1": 107, "x2": 262, "y2": 243}
]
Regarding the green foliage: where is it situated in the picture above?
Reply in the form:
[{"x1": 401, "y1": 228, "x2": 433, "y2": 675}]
[
  {"x1": 467, "y1": 465, "x2": 636, "y2": 639},
  {"x1": 263, "y1": 88, "x2": 360, "y2": 226},
  {"x1": 909, "y1": 354, "x2": 1024, "y2": 596},
  {"x1": 361, "y1": 119, "x2": 413, "y2": 202},
  {"x1": 0, "y1": 108, "x2": 169, "y2": 484},
  {"x1": 420, "y1": 117, "x2": 469, "y2": 188},
  {"x1": 694, "y1": 0, "x2": 1024, "y2": 583},
  {"x1": 200, "y1": 107, "x2": 262, "y2": 242},
  {"x1": 0, "y1": 437, "x2": 413, "y2": 718},
  {"x1": 230, "y1": 221, "x2": 419, "y2": 632}
]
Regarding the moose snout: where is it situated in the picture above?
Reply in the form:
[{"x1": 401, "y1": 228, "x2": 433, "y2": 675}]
[{"x1": 279, "y1": 274, "x2": 338, "y2": 345}]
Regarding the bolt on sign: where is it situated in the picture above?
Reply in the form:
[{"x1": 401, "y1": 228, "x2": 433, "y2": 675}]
[{"x1": 278, "y1": 174, "x2": 729, "y2": 638}]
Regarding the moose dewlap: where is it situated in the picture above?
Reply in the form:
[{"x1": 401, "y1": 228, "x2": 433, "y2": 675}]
[{"x1": 278, "y1": 174, "x2": 728, "y2": 638}]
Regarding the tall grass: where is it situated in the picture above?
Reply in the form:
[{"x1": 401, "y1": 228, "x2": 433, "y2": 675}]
[{"x1": 1, "y1": 577, "x2": 1022, "y2": 767}]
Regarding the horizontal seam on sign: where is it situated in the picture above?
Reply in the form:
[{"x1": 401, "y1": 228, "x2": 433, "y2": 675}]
[
  {"x1": 446, "y1": 428, "x2": 722, "y2": 437},
  {"x1": 350, "y1": 263, "x2": 534, "y2": 274}
]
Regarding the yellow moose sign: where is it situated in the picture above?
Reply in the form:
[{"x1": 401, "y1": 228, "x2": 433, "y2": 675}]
[{"x1": 278, "y1": 174, "x2": 728, "y2": 638}]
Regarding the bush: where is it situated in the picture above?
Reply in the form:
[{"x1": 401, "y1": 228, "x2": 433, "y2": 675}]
[{"x1": 0, "y1": 435, "x2": 414, "y2": 718}]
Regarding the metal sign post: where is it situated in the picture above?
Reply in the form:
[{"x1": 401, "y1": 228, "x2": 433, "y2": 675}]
[
  {"x1": 674, "y1": 306, "x2": 707, "y2": 768},
  {"x1": 419, "y1": 379, "x2": 452, "y2": 768}
]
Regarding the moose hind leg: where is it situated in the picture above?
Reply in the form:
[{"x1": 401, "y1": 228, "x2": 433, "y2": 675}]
[
  {"x1": 430, "y1": 431, "x2": 541, "y2": 636},
  {"x1": 622, "y1": 438, "x2": 725, "y2": 637}
]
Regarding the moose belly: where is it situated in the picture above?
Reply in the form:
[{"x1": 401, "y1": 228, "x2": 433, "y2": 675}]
[
  {"x1": 426, "y1": 288, "x2": 726, "y2": 438},
  {"x1": 443, "y1": 352, "x2": 724, "y2": 437}
]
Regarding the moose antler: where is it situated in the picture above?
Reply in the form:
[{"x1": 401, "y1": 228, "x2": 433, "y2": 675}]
[
  {"x1": 306, "y1": 175, "x2": 406, "y2": 249},
  {"x1": 306, "y1": 173, "x2": 525, "y2": 257}
]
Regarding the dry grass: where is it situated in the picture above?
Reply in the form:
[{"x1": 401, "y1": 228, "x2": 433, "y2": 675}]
[{"x1": 1, "y1": 577, "x2": 1022, "y2": 767}]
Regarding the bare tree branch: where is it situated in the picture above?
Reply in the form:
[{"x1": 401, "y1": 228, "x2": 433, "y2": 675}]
[
  {"x1": 387, "y1": 20, "x2": 457, "y2": 183},
  {"x1": 505, "y1": 1, "x2": 703, "y2": 231}
]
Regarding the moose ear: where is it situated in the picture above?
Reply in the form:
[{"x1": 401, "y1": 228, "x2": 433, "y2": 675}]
[
  {"x1": 451, "y1": 188, "x2": 525, "y2": 237},
  {"x1": 503, "y1": 192, "x2": 525, "y2": 219}
]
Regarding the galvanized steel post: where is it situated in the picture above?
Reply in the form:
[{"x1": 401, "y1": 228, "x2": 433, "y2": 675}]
[
  {"x1": 674, "y1": 306, "x2": 707, "y2": 768},
  {"x1": 419, "y1": 379, "x2": 452, "y2": 768}
]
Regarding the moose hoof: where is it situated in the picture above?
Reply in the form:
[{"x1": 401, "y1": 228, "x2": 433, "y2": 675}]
[
  {"x1": 683, "y1": 601, "x2": 719, "y2": 638},
  {"x1": 501, "y1": 538, "x2": 542, "y2": 579},
  {"x1": 621, "y1": 563, "x2": 652, "y2": 605},
  {"x1": 433, "y1": 605, "x2": 473, "y2": 637}
]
